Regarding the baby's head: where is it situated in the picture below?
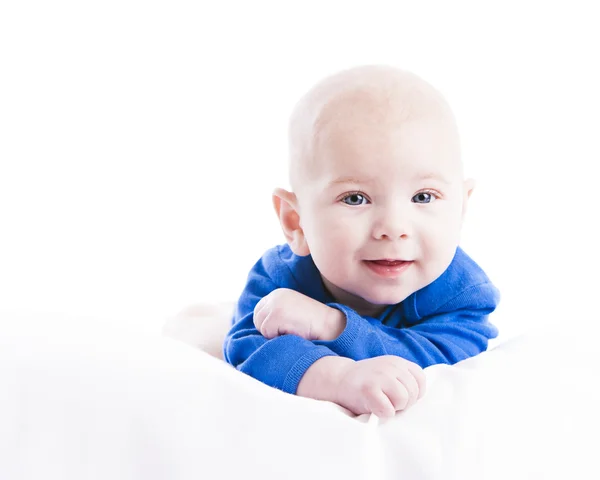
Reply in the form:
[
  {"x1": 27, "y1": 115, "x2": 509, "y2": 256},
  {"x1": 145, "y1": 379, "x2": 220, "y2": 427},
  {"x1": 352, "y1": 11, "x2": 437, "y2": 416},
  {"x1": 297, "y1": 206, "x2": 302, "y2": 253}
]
[{"x1": 274, "y1": 65, "x2": 474, "y2": 316}]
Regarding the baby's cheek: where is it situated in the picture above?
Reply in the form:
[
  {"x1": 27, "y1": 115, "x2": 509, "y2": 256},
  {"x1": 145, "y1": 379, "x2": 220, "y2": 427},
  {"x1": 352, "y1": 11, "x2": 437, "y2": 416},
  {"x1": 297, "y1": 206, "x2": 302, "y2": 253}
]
[
  {"x1": 318, "y1": 219, "x2": 350, "y2": 244},
  {"x1": 429, "y1": 244, "x2": 458, "y2": 282}
]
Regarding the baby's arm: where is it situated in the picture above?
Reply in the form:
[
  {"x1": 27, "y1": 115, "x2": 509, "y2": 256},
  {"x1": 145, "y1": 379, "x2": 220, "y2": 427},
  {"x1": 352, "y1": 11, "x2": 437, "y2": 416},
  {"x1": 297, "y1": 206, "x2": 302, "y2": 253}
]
[
  {"x1": 224, "y1": 272, "x2": 338, "y2": 394},
  {"x1": 322, "y1": 302, "x2": 496, "y2": 365}
]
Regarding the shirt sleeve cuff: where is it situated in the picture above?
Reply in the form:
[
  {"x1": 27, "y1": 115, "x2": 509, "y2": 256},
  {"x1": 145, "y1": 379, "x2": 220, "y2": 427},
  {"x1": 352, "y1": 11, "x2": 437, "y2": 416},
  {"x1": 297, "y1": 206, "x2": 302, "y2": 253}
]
[
  {"x1": 281, "y1": 346, "x2": 338, "y2": 394},
  {"x1": 314, "y1": 303, "x2": 363, "y2": 353}
]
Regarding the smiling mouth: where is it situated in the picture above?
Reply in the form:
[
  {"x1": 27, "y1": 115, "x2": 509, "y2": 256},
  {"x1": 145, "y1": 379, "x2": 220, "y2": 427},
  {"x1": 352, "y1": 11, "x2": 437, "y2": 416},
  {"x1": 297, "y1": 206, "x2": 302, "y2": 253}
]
[
  {"x1": 367, "y1": 259, "x2": 408, "y2": 266},
  {"x1": 364, "y1": 259, "x2": 413, "y2": 278}
]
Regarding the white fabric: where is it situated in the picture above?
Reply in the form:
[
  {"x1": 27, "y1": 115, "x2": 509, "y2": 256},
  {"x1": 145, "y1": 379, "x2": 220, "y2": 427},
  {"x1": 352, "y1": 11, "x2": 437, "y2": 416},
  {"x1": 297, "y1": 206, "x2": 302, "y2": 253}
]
[{"x1": 1, "y1": 310, "x2": 598, "y2": 480}]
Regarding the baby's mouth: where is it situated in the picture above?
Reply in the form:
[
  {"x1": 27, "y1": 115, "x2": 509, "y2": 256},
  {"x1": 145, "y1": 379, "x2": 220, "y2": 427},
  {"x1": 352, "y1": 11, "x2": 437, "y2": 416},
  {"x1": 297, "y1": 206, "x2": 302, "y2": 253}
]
[
  {"x1": 363, "y1": 259, "x2": 413, "y2": 278},
  {"x1": 367, "y1": 259, "x2": 409, "y2": 266}
]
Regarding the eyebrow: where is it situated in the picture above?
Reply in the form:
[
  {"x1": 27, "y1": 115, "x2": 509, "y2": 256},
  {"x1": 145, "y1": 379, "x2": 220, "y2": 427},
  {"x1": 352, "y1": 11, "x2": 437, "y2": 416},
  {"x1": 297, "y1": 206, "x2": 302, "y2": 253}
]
[
  {"x1": 416, "y1": 172, "x2": 453, "y2": 185},
  {"x1": 327, "y1": 176, "x2": 375, "y2": 187}
]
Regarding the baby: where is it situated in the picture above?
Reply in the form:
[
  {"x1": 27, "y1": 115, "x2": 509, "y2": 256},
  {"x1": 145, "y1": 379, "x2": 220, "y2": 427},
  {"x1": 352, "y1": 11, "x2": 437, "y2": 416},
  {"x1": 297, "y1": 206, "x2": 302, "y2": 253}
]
[{"x1": 223, "y1": 65, "x2": 499, "y2": 417}]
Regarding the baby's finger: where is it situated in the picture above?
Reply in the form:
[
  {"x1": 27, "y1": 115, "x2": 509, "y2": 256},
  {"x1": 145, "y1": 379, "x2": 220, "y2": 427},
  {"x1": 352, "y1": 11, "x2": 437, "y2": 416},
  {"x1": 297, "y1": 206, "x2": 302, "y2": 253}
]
[
  {"x1": 253, "y1": 296, "x2": 269, "y2": 318},
  {"x1": 406, "y1": 363, "x2": 427, "y2": 399},
  {"x1": 366, "y1": 388, "x2": 396, "y2": 418},
  {"x1": 381, "y1": 380, "x2": 410, "y2": 412},
  {"x1": 259, "y1": 313, "x2": 279, "y2": 339},
  {"x1": 394, "y1": 369, "x2": 420, "y2": 408},
  {"x1": 252, "y1": 308, "x2": 266, "y2": 331}
]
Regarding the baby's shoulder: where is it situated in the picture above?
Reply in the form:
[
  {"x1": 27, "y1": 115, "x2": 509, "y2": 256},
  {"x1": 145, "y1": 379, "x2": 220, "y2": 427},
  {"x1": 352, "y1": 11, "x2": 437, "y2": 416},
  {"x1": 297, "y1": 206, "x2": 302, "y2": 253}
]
[
  {"x1": 443, "y1": 247, "x2": 493, "y2": 289},
  {"x1": 253, "y1": 244, "x2": 316, "y2": 290},
  {"x1": 410, "y1": 247, "x2": 498, "y2": 318}
]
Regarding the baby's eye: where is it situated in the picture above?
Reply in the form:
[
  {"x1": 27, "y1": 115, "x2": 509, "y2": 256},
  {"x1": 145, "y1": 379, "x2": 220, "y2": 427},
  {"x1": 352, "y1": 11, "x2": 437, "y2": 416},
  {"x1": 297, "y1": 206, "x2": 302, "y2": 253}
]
[
  {"x1": 342, "y1": 193, "x2": 369, "y2": 206},
  {"x1": 412, "y1": 192, "x2": 436, "y2": 204}
]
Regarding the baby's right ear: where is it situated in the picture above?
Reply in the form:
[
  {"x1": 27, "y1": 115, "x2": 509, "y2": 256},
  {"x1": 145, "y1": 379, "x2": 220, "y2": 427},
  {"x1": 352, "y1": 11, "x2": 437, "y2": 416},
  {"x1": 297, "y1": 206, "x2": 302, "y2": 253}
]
[{"x1": 272, "y1": 188, "x2": 310, "y2": 256}]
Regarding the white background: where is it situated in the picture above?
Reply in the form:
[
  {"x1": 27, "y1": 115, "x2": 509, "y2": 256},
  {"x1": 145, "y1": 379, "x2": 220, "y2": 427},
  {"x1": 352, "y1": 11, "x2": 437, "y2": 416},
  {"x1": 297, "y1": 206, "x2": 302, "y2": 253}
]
[{"x1": 1, "y1": 1, "x2": 598, "y2": 339}]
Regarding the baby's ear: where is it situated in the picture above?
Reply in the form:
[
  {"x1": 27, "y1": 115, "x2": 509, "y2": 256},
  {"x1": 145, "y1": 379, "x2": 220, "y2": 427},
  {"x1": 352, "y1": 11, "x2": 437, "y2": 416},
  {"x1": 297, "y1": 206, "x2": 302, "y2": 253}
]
[
  {"x1": 272, "y1": 188, "x2": 310, "y2": 256},
  {"x1": 462, "y1": 178, "x2": 476, "y2": 218}
]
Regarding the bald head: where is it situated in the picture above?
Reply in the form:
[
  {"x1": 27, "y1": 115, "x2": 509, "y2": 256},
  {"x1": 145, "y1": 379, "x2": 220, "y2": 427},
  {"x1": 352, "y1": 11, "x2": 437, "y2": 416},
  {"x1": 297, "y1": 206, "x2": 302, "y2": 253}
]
[{"x1": 287, "y1": 65, "x2": 462, "y2": 191}]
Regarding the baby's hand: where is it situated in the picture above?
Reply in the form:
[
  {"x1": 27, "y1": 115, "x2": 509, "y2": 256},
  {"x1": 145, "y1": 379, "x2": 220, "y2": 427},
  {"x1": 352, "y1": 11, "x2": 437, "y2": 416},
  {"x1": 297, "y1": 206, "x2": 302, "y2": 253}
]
[
  {"x1": 334, "y1": 356, "x2": 426, "y2": 418},
  {"x1": 253, "y1": 288, "x2": 344, "y2": 341}
]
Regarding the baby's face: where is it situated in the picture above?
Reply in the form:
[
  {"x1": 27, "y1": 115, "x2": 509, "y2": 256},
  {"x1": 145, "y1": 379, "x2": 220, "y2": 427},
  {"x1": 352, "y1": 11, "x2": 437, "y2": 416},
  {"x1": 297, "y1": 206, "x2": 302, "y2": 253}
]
[{"x1": 294, "y1": 104, "x2": 469, "y2": 316}]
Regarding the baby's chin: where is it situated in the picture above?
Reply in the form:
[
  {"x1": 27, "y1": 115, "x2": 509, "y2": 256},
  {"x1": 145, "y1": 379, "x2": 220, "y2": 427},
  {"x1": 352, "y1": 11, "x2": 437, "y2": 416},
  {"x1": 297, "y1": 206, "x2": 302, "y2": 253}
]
[
  {"x1": 364, "y1": 291, "x2": 412, "y2": 306},
  {"x1": 324, "y1": 277, "x2": 415, "y2": 314},
  {"x1": 352, "y1": 288, "x2": 414, "y2": 315}
]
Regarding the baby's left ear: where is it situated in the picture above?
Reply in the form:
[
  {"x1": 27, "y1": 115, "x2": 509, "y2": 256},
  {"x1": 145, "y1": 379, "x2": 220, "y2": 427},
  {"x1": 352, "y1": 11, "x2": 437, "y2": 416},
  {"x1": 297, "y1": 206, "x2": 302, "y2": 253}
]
[{"x1": 462, "y1": 178, "x2": 476, "y2": 218}]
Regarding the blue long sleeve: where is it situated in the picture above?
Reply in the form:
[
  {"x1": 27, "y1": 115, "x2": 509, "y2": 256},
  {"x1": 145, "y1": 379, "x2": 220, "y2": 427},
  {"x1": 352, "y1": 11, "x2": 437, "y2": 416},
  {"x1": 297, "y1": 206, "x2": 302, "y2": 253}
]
[
  {"x1": 223, "y1": 252, "x2": 338, "y2": 395},
  {"x1": 316, "y1": 286, "x2": 499, "y2": 366}
]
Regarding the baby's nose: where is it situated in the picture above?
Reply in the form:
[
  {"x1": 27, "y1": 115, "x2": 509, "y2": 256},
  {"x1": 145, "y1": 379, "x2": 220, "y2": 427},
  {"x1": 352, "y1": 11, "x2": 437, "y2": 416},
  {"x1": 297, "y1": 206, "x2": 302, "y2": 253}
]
[{"x1": 371, "y1": 209, "x2": 413, "y2": 240}]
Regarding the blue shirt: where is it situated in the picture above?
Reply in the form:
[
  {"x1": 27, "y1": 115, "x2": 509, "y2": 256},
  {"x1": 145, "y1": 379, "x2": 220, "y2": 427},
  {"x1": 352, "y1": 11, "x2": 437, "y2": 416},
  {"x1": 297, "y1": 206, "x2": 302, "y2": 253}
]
[{"x1": 223, "y1": 244, "x2": 499, "y2": 394}]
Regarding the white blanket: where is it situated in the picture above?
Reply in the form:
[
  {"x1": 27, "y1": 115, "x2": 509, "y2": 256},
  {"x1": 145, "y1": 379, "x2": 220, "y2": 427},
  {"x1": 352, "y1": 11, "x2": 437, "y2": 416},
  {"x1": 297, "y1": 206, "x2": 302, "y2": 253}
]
[{"x1": 1, "y1": 309, "x2": 598, "y2": 480}]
